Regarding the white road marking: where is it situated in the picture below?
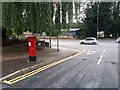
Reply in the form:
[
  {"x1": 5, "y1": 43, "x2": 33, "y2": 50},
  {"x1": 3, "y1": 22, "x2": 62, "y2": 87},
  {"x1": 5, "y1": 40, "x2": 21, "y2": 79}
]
[
  {"x1": 52, "y1": 47, "x2": 82, "y2": 52},
  {"x1": 103, "y1": 49, "x2": 106, "y2": 53},
  {"x1": 97, "y1": 49, "x2": 106, "y2": 65},
  {"x1": 97, "y1": 55, "x2": 103, "y2": 65},
  {"x1": 87, "y1": 51, "x2": 96, "y2": 55}
]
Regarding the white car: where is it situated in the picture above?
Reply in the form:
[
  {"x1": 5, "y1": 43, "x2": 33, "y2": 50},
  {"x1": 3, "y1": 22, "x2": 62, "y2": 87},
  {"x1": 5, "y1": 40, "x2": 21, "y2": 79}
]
[
  {"x1": 117, "y1": 37, "x2": 120, "y2": 43},
  {"x1": 80, "y1": 37, "x2": 97, "y2": 45}
]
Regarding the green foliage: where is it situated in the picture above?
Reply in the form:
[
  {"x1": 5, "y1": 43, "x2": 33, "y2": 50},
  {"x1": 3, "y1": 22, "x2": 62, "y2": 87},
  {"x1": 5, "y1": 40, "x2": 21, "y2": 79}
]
[
  {"x1": 3, "y1": 2, "x2": 119, "y2": 39},
  {"x1": 81, "y1": 2, "x2": 120, "y2": 38},
  {"x1": 75, "y1": 2, "x2": 81, "y2": 24},
  {"x1": 2, "y1": 2, "x2": 82, "y2": 38},
  {"x1": 61, "y1": 2, "x2": 67, "y2": 29},
  {"x1": 2, "y1": 2, "x2": 55, "y2": 38},
  {"x1": 77, "y1": 30, "x2": 86, "y2": 39}
]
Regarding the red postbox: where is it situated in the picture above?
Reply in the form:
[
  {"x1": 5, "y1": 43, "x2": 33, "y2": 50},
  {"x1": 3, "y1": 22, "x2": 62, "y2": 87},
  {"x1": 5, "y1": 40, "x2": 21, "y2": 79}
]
[{"x1": 28, "y1": 36, "x2": 36, "y2": 62}]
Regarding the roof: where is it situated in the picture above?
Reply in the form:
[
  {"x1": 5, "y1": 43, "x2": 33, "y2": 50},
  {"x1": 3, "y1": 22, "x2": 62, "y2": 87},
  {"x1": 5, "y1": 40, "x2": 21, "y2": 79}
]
[
  {"x1": 61, "y1": 28, "x2": 80, "y2": 32},
  {"x1": 86, "y1": 37, "x2": 96, "y2": 39}
]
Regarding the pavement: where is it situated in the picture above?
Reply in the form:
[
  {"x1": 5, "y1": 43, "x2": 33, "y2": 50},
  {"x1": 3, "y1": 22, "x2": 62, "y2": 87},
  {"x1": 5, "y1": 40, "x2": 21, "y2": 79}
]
[
  {"x1": 1, "y1": 39, "x2": 119, "y2": 88},
  {"x1": 2, "y1": 46, "x2": 77, "y2": 77}
]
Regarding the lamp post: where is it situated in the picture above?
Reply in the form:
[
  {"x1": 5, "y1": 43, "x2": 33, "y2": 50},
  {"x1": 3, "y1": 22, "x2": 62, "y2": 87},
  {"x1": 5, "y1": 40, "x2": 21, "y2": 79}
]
[{"x1": 97, "y1": 2, "x2": 99, "y2": 39}]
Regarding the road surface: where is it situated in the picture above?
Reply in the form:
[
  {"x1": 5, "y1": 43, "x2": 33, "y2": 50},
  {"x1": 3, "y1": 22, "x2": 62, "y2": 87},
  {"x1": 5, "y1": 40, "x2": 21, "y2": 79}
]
[{"x1": 2, "y1": 39, "x2": 118, "y2": 88}]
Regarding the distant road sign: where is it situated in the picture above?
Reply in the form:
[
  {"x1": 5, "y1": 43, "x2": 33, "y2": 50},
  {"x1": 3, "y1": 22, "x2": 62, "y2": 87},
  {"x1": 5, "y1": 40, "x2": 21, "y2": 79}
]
[{"x1": 42, "y1": 32, "x2": 46, "y2": 36}]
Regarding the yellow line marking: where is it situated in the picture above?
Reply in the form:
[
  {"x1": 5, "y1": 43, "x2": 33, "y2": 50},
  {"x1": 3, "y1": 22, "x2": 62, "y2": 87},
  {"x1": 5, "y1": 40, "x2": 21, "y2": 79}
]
[{"x1": 2, "y1": 50, "x2": 85, "y2": 85}]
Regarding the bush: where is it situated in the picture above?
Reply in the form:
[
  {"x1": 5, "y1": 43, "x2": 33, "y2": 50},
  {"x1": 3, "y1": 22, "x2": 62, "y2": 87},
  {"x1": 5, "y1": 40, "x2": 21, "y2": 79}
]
[{"x1": 76, "y1": 31, "x2": 86, "y2": 39}]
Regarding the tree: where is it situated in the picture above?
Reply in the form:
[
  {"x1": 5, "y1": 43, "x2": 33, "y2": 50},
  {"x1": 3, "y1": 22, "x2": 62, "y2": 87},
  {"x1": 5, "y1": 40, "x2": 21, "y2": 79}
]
[
  {"x1": 2, "y1": 2, "x2": 55, "y2": 39},
  {"x1": 83, "y1": 2, "x2": 97, "y2": 37},
  {"x1": 61, "y1": 2, "x2": 67, "y2": 29},
  {"x1": 112, "y1": 1, "x2": 120, "y2": 37},
  {"x1": 55, "y1": 2, "x2": 60, "y2": 51},
  {"x1": 98, "y1": 2, "x2": 113, "y2": 38},
  {"x1": 81, "y1": 2, "x2": 119, "y2": 38}
]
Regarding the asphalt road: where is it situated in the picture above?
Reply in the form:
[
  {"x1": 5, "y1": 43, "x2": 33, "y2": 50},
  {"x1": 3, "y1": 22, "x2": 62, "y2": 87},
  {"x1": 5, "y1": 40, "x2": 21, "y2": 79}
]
[{"x1": 2, "y1": 39, "x2": 118, "y2": 88}]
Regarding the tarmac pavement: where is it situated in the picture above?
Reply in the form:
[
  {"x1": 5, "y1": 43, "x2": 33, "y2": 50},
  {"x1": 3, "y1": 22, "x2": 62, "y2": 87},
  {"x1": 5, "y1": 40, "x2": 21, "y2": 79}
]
[{"x1": 2, "y1": 47, "x2": 77, "y2": 77}]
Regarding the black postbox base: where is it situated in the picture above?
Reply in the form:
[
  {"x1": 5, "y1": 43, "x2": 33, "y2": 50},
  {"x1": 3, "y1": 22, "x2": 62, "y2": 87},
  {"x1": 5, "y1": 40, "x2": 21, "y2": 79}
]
[{"x1": 29, "y1": 56, "x2": 36, "y2": 62}]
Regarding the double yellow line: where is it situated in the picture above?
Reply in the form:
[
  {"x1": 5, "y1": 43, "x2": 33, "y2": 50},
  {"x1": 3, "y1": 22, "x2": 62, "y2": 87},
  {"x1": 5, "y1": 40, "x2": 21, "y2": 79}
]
[{"x1": 3, "y1": 50, "x2": 85, "y2": 85}]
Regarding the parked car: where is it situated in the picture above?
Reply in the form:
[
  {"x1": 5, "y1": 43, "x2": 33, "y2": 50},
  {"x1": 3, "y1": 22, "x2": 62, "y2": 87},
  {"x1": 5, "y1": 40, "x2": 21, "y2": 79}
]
[
  {"x1": 117, "y1": 37, "x2": 120, "y2": 43},
  {"x1": 80, "y1": 37, "x2": 97, "y2": 45}
]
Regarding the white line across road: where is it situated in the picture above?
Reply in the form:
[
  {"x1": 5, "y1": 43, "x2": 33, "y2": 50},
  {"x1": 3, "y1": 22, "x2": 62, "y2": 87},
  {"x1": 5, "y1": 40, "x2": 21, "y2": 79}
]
[
  {"x1": 97, "y1": 49, "x2": 106, "y2": 65},
  {"x1": 52, "y1": 47, "x2": 82, "y2": 52}
]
